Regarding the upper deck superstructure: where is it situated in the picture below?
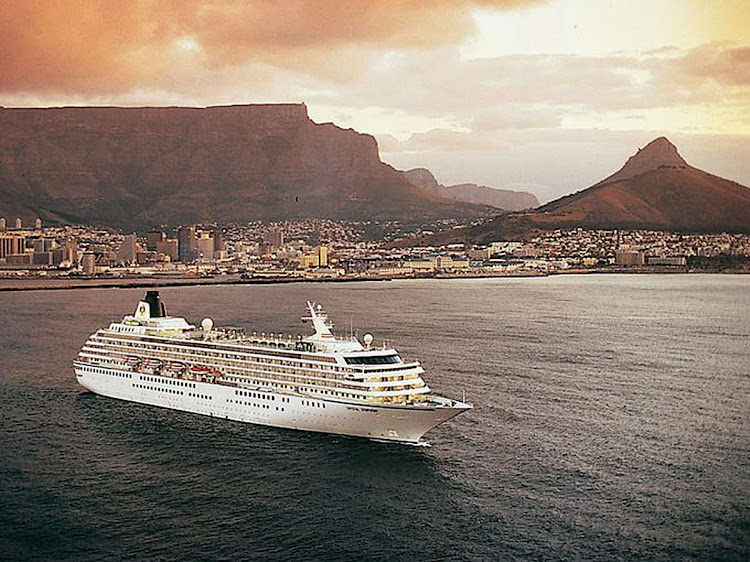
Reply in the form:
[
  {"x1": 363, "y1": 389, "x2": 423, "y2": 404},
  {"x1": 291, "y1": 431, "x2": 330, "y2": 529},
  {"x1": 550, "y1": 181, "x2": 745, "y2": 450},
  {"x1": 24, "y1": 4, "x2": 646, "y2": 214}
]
[{"x1": 74, "y1": 291, "x2": 471, "y2": 443}]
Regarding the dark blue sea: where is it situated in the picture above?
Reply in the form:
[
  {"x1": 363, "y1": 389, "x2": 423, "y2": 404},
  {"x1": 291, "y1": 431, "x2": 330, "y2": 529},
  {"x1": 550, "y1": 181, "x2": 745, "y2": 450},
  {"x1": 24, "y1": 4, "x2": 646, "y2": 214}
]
[{"x1": 1, "y1": 275, "x2": 748, "y2": 561}]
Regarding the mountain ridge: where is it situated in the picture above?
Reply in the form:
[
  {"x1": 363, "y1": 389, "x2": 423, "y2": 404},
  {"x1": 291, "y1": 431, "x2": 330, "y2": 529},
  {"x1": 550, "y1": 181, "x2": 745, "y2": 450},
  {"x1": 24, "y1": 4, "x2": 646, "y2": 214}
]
[
  {"x1": 403, "y1": 168, "x2": 539, "y2": 211},
  {"x1": 0, "y1": 104, "x2": 491, "y2": 228}
]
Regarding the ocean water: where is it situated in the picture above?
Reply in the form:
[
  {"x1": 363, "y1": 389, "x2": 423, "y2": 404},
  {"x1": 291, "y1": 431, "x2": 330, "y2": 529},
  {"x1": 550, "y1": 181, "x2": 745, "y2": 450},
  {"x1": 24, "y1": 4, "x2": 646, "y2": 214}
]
[{"x1": 1, "y1": 275, "x2": 748, "y2": 561}]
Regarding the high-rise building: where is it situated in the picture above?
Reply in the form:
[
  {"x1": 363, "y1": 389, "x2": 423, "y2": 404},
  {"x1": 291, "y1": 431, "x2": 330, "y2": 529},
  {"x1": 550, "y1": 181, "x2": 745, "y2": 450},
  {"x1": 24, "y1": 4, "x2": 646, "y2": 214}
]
[
  {"x1": 156, "y1": 239, "x2": 178, "y2": 261},
  {"x1": 146, "y1": 230, "x2": 166, "y2": 251},
  {"x1": 196, "y1": 233, "x2": 215, "y2": 261},
  {"x1": 299, "y1": 245, "x2": 329, "y2": 268},
  {"x1": 116, "y1": 234, "x2": 138, "y2": 265},
  {"x1": 178, "y1": 226, "x2": 196, "y2": 263},
  {"x1": 64, "y1": 239, "x2": 79, "y2": 266},
  {"x1": 0, "y1": 235, "x2": 25, "y2": 258},
  {"x1": 265, "y1": 228, "x2": 284, "y2": 248},
  {"x1": 212, "y1": 230, "x2": 227, "y2": 260},
  {"x1": 0, "y1": 218, "x2": 6, "y2": 230},
  {"x1": 35, "y1": 218, "x2": 42, "y2": 229},
  {"x1": 316, "y1": 245, "x2": 328, "y2": 267},
  {"x1": 15, "y1": 218, "x2": 22, "y2": 229},
  {"x1": 212, "y1": 230, "x2": 222, "y2": 251}
]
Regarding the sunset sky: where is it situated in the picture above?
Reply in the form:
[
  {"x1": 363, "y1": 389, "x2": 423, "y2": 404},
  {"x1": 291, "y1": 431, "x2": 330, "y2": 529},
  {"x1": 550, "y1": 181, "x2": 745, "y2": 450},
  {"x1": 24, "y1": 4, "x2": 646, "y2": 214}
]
[{"x1": 1, "y1": 0, "x2": 748, "y2": 202}]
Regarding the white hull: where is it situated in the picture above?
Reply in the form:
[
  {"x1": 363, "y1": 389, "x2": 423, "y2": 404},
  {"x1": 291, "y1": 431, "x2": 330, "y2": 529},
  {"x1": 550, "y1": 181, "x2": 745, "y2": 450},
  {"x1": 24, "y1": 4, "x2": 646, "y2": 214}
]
[{"x1": 75, "y1": 362, "x2": 468, "y2": 444}]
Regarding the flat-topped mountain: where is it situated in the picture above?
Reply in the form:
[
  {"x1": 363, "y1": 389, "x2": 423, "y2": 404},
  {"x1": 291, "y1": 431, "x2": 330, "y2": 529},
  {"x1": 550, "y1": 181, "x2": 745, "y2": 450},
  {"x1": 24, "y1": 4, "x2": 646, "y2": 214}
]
[
  {"x1": 425, "y1": 137, "x2": 750, "y2": 244},
  {"x1": 404, "y1": 168, "x2": 538, "y2": 211},
  {"x1": 0, "y1": 104, "x2": 488, "y2": 228}
]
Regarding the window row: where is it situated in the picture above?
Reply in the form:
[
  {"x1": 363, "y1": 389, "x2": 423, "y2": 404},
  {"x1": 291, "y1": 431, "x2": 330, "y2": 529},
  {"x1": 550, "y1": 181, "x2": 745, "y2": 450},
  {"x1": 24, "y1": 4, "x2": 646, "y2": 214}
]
[
  {"x1": 140, "y1": 375, "x2": 196, "y2": 388},
  {"x1": 87, "y1": 366, "x2": 132, "y2": 378},
  {"x1": 134, "y1": 383, "x2": 183, "y2": 396}
]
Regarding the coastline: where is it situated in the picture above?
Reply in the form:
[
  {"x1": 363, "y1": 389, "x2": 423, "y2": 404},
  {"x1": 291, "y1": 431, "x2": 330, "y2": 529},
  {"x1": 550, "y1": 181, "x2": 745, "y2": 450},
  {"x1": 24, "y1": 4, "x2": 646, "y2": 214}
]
[{"x1": 0, "y1": 267, "x2": 746, "y2": 292}]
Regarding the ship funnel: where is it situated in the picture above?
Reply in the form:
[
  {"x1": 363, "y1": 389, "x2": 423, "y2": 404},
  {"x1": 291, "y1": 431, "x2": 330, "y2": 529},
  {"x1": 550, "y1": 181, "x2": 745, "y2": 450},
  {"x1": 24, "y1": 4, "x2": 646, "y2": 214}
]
[{"x1": 144, "y1": 291, "x2": 167, "y2": 318}]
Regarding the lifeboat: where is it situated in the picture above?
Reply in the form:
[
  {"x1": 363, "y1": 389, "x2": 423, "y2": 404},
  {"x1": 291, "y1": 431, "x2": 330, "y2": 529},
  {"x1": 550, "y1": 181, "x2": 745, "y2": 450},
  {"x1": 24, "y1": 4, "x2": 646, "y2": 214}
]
[
  {"x1": 189, "y1": 364, "x2": 222, "y2": 379},
  {"x1": 167, "y1": 361, "x2": 186, "y2": 373}
]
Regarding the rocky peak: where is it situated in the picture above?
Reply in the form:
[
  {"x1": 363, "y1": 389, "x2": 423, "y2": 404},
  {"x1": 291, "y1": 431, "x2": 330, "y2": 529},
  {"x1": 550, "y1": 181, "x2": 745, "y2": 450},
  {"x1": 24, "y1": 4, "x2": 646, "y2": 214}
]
[
  {"x1": 604, "y1": 136, "x2": 689, "y2": 184},
  {"x1": 403, "y1": 168, "x2": 441, "y2": 194}
]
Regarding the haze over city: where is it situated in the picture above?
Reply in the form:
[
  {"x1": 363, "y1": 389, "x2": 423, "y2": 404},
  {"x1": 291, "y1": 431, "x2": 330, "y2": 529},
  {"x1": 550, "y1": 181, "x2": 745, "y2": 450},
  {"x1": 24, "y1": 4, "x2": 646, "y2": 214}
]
[{"x1": 1, "y1": 0, "x2": 747, "y2": 203}]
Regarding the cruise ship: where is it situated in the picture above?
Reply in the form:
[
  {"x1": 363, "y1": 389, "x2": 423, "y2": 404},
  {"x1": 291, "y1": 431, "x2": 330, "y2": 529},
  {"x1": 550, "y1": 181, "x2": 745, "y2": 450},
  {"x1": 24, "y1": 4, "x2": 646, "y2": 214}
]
[{"x1": 74, "y1": 291, "x2": 471, "y2": 444}]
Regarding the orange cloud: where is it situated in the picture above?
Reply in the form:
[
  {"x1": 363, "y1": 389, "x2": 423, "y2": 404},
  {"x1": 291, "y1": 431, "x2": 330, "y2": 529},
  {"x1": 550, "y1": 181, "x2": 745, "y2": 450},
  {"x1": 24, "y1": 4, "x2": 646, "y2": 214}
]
[
  {"x1": 0, "y1": 0, "x2": 538, "y2": 94},
  {"x1": 679, "y1": 43, "x2": 750, "y2": 86}
]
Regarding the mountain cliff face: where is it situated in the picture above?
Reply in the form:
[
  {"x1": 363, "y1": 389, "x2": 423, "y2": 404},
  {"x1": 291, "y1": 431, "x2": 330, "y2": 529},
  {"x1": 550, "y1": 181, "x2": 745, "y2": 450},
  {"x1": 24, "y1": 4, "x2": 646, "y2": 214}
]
[
  {"x1": 0, "y1": 105, "x2": 486, "y2": 228},
  {"x1": 425, "y1": 137, "x2": 750, "y2": 244},
  {"x1": 403, "y1": 168, "x2": 539, "y2": 211}
]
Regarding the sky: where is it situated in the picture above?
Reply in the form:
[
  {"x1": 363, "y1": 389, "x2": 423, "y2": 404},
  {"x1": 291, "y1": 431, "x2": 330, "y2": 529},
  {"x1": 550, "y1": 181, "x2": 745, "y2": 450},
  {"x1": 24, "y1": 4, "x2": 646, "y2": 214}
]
[{"x1": 1, "y1": 0, "x2": 748, "y2": 202}]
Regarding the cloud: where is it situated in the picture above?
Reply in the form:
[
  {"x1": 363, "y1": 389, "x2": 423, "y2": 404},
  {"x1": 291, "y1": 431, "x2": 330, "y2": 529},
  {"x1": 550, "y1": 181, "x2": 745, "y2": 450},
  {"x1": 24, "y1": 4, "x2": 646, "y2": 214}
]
[
  {"x1": 303, "y1": 42, "x2": 749, "y2": 142},
  {"x1": 678, "y1": 43, "x2": 750, "y2": 86},
  {"x1": 471, "y1": 105, "x2": 562, "y2": 130},
  {"x1": 394, "y1": 128, "x2": 502, "y2": 152},
  {"x1": 0, "y1": 0, "x2": 539, "y2": 94}
]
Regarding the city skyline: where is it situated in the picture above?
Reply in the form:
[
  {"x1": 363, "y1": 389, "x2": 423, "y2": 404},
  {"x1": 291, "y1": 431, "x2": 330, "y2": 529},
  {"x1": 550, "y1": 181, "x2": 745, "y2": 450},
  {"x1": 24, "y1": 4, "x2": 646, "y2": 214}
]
[{"x1": 0, "y1": 1, "x2": 747, "y2": 203}]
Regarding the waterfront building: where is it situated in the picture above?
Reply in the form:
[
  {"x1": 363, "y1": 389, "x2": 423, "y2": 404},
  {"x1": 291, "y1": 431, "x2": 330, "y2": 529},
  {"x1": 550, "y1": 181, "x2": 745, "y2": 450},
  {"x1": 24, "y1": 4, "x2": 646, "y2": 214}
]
[
  {"x1": 82, "y1": 252, "x2": 97, "y2": 275},
  {"x1": 615, "y1": 249, "x2": 645, "y2": 266},
  {"x1": 405, "y1": 254, "x2": 470, "y2": 271},
  {"x1": 647, "y1": 256, "x2": 687, "y2": 266},
  {"x1": 5, "y1": 253, "x2": 32, "y2": 266},
  {"x1": 32, "y1": 250, "x2": 64, "y2": 266}
]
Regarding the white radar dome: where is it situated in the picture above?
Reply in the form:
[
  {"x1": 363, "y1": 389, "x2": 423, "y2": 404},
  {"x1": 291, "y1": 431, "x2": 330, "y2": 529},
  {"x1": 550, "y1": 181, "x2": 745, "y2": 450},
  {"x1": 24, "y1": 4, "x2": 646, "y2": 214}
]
[
  {"x1": 363, "y1": 333, "x2": 374, "y2": 347},
  {"x1": 201, "y1": 318, "x2": 214, "y2": 332}
]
